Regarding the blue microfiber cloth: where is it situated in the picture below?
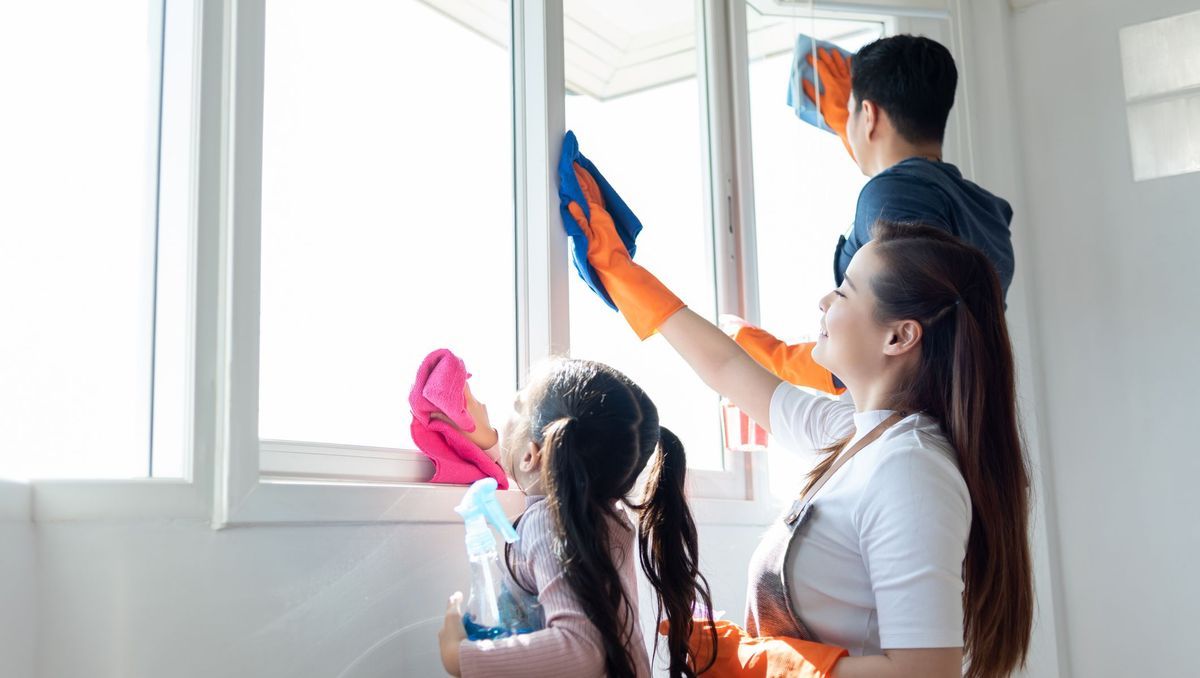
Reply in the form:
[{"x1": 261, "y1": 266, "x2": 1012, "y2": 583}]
[
  {"x1": 786, "y1": 33, "x2": 855, "y2": 134},
  {"x1": 557, "y1": 130, "x2": 642, "y2": 311}
]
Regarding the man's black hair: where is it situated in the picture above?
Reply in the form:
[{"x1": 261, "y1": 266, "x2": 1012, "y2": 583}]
[{"x1": 851, "y1": 34, "x2": 958, "y2": 144}]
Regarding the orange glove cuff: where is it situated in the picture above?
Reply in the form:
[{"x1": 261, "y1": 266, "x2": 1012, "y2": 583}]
[{"x1": 734, "y1": 326, "x2": 845, "y2": 395}]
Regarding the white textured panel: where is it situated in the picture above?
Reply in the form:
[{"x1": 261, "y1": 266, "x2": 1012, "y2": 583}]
[
  {"x1": 1126, "y1": 92, "x2": 1200, "y2": 181},
  {"x1": 1119, "y1": 9, "x2": 1200, "y2": 101}
]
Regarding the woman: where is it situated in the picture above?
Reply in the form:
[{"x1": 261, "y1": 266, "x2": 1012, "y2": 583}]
[{"x1": 565, "y1": 163, "x2": 1033, "y2": 677}]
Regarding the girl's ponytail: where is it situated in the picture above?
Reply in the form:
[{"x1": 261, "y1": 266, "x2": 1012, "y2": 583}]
[
  {"x1": 636, "y1": 426, "x2": 716, "y2": 677},
  {"x1": 542, "y1": 415, "x2": 639, "y2": 678},
  {"x1": 524, "y1": 361, "x2": 718, "y2": 677}
]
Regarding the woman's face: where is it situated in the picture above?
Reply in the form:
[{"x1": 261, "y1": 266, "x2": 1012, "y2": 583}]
[{"x1": 811, "y1": 242, "x2": 892, "y2": 385}]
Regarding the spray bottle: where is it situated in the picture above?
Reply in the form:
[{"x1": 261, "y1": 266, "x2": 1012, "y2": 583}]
[{"x1": 454, "y1": 477, "x2": 522, "y2": 640}]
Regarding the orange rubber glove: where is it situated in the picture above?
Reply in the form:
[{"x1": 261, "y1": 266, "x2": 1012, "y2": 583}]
[
  {"x1": 660, "y1": 619, "x2": 847, "y2": 678},
  {"x1": 802, "y1": 47, "x2": 854, "y2": 160},
  {"x1": 734, "y1": 325, "x2": 845, "y2": 395},
  {"x1": 565, "y1": 163, "x2": 685, "y2": 340}
]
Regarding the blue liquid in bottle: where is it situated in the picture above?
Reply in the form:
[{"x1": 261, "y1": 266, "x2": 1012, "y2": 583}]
[
  {"x1": 498, "y1": 585, "x2": 545, "y2": 635},
  {"x1": 462, "y1": 612, "x2": 509, "y2": 641}
]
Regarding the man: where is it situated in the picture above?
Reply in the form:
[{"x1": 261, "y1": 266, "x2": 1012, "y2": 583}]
[{"x1": 733, "y1": 34, "x2": 1015, "y2": 394}]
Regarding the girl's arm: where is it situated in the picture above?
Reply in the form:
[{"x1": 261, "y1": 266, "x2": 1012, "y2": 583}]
[{"x1": 456, "y1": 508, "x2": 608, "y2": 678}]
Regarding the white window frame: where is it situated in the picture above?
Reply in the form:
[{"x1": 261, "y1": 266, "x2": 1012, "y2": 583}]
[
  {"x1": 216, "y1": 0, "x2": 781, "y2": 526},
  {"x1": 211, "y1": 0, "x2": 551, "y2": 526},
  {"x1": 30, "y1": 0, "x2": 219, "y2": 523}
]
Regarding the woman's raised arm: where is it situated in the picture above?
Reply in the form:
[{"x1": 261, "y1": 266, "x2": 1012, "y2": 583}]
[{"x1": 656, "y1": 307, "x2": 782, "y2": 434}]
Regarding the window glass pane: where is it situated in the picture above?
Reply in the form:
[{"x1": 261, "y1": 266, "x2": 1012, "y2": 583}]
[
  {"x1": 258, "y1": 0, "x2": 516, "y2": 450},
  {"x1": 1125, "y1": 94, "x2": 1200, "y2": 182},
  {"x1": 744, "y1": 10, "x2": 883, "y2": 491},
  {"x1": 151, "y1": 0, "x2": 199, "y2": 479},
  {"x1": 563, "y1": 0, "x2": 723, "y2": 469},
  {"x1": 1119, "y1": 9, "x2": 1200, "y2": 100},
  {"x1": 1119, "y1": 10, "x2": 1200, "y2": 181},
  {"x1": 0, "y1": 0, "x2": 193, "y2": 479}
]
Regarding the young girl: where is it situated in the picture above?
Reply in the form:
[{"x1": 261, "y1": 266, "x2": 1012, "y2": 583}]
[{"x1": 436, "y1": 359, "x2": 717, "y2": 678}]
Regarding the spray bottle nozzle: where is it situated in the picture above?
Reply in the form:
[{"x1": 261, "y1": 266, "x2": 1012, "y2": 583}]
[{"x1": 455, "y1": 478, "x2": 518, "y2": 556}]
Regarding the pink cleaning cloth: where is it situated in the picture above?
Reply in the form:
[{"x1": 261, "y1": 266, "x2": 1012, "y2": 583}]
[{"x1": 409, "y1": 348, "x2": 507, "y2": 489}]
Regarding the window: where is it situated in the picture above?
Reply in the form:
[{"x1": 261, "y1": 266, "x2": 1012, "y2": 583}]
[
  {"x1": 742, "y1": 7, "x2": 883, "y2": 494},
  {"x1": 257, "y1": 0, "x2": 515, "y2": 478},
  {"x1": 1119, "y1": 10, "x2": 1200, "y2": 182},
  {"x1": 0, "y1": 0, "x2": 195, "y2": 479},
  {"x1": 563, "y1": 0, "x2": 724, "y2": 470},
  {"x1": 746, "y1": 11, "x2": 883, "y2": 342},
  {"x1": 15, "y1": 0, "x2": 958, "y2": 524}
]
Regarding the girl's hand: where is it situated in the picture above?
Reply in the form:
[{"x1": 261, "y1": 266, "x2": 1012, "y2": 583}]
[
  {"x1": 430, "y1": 384, "x2": 499, "y2": 455},
  {"x1": 438, "y1": 592, "x2": 466, "y2": 676},
  {"x1": 462, "y1": 384, "x2": 499, "y2": 451}
]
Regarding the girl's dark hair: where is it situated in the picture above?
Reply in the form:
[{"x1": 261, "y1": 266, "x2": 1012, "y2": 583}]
[
  {"x1": 517, "y1": 359, "x2": 716, "y2": 678},
  {"x1": 804, "y1": 221, "x2": 1033, "y2": 677}
]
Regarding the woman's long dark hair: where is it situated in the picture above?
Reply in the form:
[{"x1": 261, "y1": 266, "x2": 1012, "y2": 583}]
[
  {"x1": 803, "y1": 222, "x2": 1033, "y2": 677},
  {"x1": 511, "y1": 359, "x2": 716, "y2": 678}
]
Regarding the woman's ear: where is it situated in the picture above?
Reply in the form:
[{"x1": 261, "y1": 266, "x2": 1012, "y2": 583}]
[
  {"x1": 519, "y1": 442, "x2": 543, "y2": 473},
  {"x1": 884, "y1": 319, "x2": 923, "y2": 356}
]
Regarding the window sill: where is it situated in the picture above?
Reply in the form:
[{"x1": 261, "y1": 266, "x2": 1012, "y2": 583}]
[
  {"x1": 17, "y1": 448, "x2": 774, "y2": 526},
  {"x1": 256, "y1": 442, "x2": 777, "y2": 526},
  {"x1": 260, "y1": 439, "x2": 435, "y2": 484},
  {"x1": 31, "y1": 478, "x2": 208, "y2": 523},
  {"x1": 218, "y1": 479, "x2": 527, "y2": 527}
]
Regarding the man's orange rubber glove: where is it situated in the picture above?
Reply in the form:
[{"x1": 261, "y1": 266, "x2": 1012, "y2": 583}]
[
  {"x1": 659, "y1": 619, "x2": 847, "y2": 678},
  {"x1": 802, "y1": 47, "x2": 855, "y2": 160},
  {"x1": 733, "y1": 325, "x2": 846, "y2": 395},
  {"x1": 565, "y1": 163, "x2": 685, "y2": 340}
]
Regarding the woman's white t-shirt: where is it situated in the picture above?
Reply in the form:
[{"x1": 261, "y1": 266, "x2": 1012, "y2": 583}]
[{"x1": 769, "y1": 381, "x2": 971, "y2": 656}]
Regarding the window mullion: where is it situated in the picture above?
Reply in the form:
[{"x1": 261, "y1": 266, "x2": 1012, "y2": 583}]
[
  {"x1": 513, "y1": 0, "x2": 569, "y2": 386},
  {"x1": 181, "y1": 0, "x2": 229, "y2": 507},
  {"x1": 701, "y1": 0, "x2": 759, "y2": 323},
  {"x1": 213, "y1": 0, "x2": 267, "y2": 527}
]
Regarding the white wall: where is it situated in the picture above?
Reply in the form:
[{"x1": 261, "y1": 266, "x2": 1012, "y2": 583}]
[
  {"x1": 1003, "y1": 0, "x2": 1200, "y2": 676},
  {"x1": 29, "y1": 517, "x2": 761, "y2": 678},
  {"x1": 956, "y1": 2, "x2": 1071, "y2": 675},
  {"x1": 0, "y1": 481, "x2": 36, "y2": 678},
  {"x1": 35, "y1": 520, "x2": 469, "y2": 678}
]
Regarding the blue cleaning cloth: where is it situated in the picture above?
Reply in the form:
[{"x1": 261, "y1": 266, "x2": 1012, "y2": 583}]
[
  {"x1": 557, "y1": 130, "x2": 642, "y2": 311},
  {"x1": 786, "y1": 33, "x2": 855, "y2": 134}
]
